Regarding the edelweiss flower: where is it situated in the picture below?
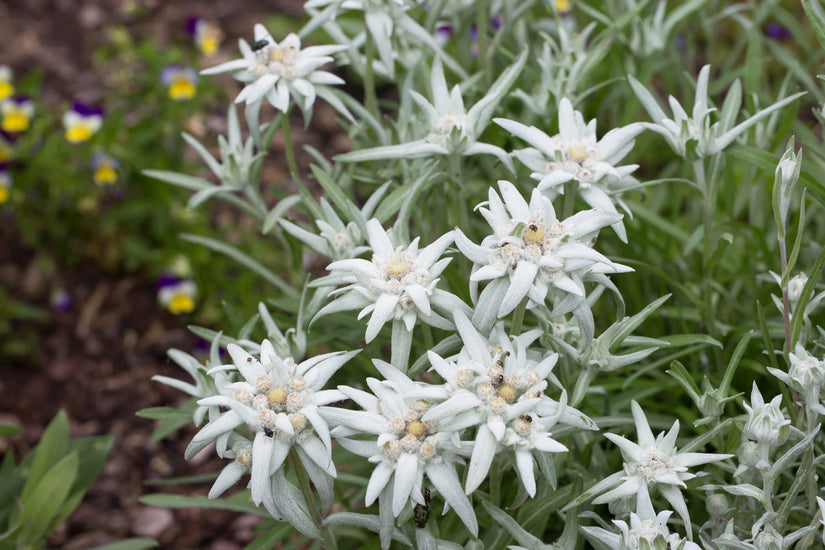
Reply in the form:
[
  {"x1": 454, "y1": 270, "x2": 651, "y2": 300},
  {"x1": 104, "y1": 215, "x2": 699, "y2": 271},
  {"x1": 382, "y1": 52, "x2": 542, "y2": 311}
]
[
  {"x1": 455, "y1": 180, "x2": 629, "y2": 329},
  {"x1": 768, "y1": 344, "x2": 825, "y2": 415},
  {"x1": 742, "y1": 383, "x2": 790, "y2": 469},
  {"x1": 182, "y1": 105, "x2": 262, "y2": 200},
  {"x1": 314, "y1": 219, "x2": 462, "y2": 347},
  {"x1": 582, "y1": 485, "x2": 700, "y2": 550},
  {"x1": 202, "y1": 24, "x2": 347, "y2": 124},
  {"x1": 280, "y1": 191, "x2": 379, "y2": 261},
  {"x1": 629, "y1": 65, "x2": 805, "y2": 159},
  {"x1": 495, "y1": 98, "x2": 644, "y2": 241},
  {"x1": 303, "y1": 0, "x2": 458, "y2": 79},
  {"x1": 187, "y1": 341, "x2": 359, "y2": 512},
  {"x1": 423, "y1": 311, "x2": 594, "y2": 496},
  {"x1": 585, "y1": 400, "x2": 731, "y2": 537},
  {"x1": 322, "y1": 359, "x2": 477, "y2": 542},
  {"x1": 337, "y1": 53, "x2": 526, "y2": 170}
]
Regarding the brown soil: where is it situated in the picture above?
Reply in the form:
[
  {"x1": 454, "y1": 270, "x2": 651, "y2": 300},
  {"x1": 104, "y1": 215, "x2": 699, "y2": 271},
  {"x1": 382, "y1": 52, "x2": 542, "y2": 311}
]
[{"x1": 0, "y1": 1, "x2": 342, "y2": 549}]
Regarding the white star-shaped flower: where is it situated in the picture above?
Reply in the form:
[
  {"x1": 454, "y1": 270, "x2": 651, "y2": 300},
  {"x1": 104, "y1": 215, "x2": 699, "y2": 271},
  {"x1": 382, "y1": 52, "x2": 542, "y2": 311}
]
[
  {"x1": 314, "y1": 219, "x2": 466, "y2": 348},
  {"x1": 322, "y1": 360, "x2": 477, "y2": 544},
  {"x1": 586, "y1": 400, "x2": 731, "y2": 538},
  {"x1": 495, "y1": 98, "x2": 644, "y2": 241},
  {"x1": 202, "y1": 24, "x2": 349, "y2": 129},
  {"x1": 455, "y1": 180, "x2": 630, "y2": 336},
  {"x1": 185, "y1": 340, "x2": 358, "y2": 514}
]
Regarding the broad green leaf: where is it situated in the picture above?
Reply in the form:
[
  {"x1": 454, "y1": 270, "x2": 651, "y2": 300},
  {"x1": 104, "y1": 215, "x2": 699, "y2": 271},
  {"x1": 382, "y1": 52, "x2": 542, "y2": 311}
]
[
  {"x1": 17, "y1": 451, "x2": 78, "y2": 544},
  {"x1": 18, "y1": 410, "x2": 70, "y2": 507},
  {"x1": 0, "y1": 424, "x2": 22, "y2": 438}
]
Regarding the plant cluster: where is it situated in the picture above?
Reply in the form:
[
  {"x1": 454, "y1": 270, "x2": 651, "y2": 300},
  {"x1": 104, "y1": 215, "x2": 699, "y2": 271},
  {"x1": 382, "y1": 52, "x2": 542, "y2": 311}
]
[{"x1": 141, "y1": 0, "x2": 825, "y2": 549}]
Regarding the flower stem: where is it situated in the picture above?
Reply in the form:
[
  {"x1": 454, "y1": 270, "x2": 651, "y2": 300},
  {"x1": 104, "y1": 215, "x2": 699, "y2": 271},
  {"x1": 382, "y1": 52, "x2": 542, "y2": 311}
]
[
  {"x1": 778, "y1": 235, "x2": 792, "y2": 355},
  {"x1": 511, "y1": 297, "x2": 528, "y2": 335},
  {"x1": 290, "y1": 449, "x2": 338, "y2": 550},
  {"x1": 490, "y1": 459, "x2": 501, "y2": 507}
]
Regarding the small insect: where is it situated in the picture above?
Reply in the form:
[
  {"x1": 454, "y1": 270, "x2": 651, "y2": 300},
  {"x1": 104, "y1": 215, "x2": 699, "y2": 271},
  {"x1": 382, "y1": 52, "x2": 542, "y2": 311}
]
[
  {"x1": 247, "y1": 357, "x2": 253, "y2": 362},
  {"x1": 263, "y1": 427, "x2": 274, "y2": 437},
  {"x1": 252, "y1": 38, "x2": 269, "y2": 51},
  {"x1": 493, "y1": 374, "x2": 505, "y2": 385},
  {"x1": 413, "y1": 488, "x2": 431, "y2": 528},
  {"x1": 519, "y1": 414, "x2": 533, "y2": 423},
  {"x1": 528, "y1": 223, "x2": 539, "y2": 231}
]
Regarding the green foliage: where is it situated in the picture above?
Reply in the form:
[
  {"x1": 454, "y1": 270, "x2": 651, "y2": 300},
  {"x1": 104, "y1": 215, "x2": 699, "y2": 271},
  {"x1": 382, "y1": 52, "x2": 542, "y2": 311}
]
[{"x1": 0, "y1": 411, "x2": 152, "y2": 550}]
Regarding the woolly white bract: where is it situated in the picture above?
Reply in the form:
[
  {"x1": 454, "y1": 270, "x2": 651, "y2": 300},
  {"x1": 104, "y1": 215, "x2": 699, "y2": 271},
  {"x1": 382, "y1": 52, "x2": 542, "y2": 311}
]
[{"x1": 455, "y1": 180, "x2": 630, "y2": 337}]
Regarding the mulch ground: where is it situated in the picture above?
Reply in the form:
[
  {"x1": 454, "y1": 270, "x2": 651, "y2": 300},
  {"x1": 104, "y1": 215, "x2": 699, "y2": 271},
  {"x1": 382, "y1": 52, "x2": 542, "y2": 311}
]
[{"x1": 0, "y1": 1, "x2": 337, "y2": 548}]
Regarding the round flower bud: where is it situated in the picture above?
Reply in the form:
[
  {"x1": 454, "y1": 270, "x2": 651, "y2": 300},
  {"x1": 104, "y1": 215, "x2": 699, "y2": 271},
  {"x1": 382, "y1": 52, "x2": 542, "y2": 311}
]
[
  {"x1": 455, "y1": 369, "x2": 474, "y2": 388},
  {"x1": 401, "y1": 433, "x2": 420, "y2": 453},
  {"x1": 419, "y1": 441, "x2": 436, "y2": 459},
  {"x1": 383, "y1": 440, "x2": 400, "y2": 457},
  {"x1": 412, "y1": 399, "x2": 431, "y2": 414},
  {"x1": 234, "y1": 389, "x2": 253, "y2": 403},
  {"x1": 477, "y1": 382, "x2": 495, "y2": 400},
  {"x1": 257, "y1": 409, "x2": 275, "y2": 427},
  {"x1": 489, "y1": 396, "x2": 507, "y2": 414},
  {"x1": 236, "y1": 448, "x2": 253, "y2": 467},
  {"x1": 390, "y1": 417, "x2": 406, "y2": 434},
  {"x1": 737, "y1": 440, "x2": 759, "y2": 468},
  {"x1": 289, "y1": 413, "x2": 307, "y2": 431},
  {"x1": 253, "y1": 394, "x2": 269, "y2": 410},
  {"x1": 255, "y1": 376, "x2": 271, "y2": 391},
  {"x1": 286, "y1": 392, "x2": 303, "y2": 412},
  {"x1": 705, "y1": 493, "x2": 729, "y2": 518},
  {"x1": 403, "y1": 409, "x2": 419, "y2": 423},
  {"x1": 407, "y1": 421, "x2": 426, "y2": 438},
  {"x1": 289, "y1": 376, "x2": 306, "y2": 392}
]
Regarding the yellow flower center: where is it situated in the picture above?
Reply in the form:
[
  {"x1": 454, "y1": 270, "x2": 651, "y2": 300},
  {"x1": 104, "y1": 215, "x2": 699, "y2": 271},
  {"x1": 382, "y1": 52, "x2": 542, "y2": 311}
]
[
  {"x1": 407, "y1": 421, "x2": 426, "y2": 438},
  {"x1": 497, "y1": 384, "x2": 516, "y2": 402},
  {"x1": 270, "y1": 48, "x2": 285, "y2": 62},
  {"x1": 0, "y1": 81, "x2": 13, "y2": 101},
  {"x1": 268, "y1": 387, "x2": 287, "y2": 405},
  {"x1": 65, "y1": 124, "x2": 95, "y2": 144},
  {"x1": 523, "y1": 223, "x2": 546, "y2": 244},
  {"x1": 94, "y1": 164, "x2": 118, "y2": 186},
  {"x1": 169, "y1": 79, "x2": 196, "y2": 101},
  {"x1": 556, "y1": 0, "x2": 572, "y2": 14},
  {"x1": 386, "y1": 257, "x2": 409, "y2": 278},
  {"x1": 168, "y1": 293, "x2": 195, "y2": 314},
  {"x1": 0, "y1": 186, "x2": 8, "y2": 204},
  {"x1": 568, "y1": 143, "x2": 588, "y2": 163},
  {"x1": 2, "y1": 112, "x2": 29, "y2": 133}
]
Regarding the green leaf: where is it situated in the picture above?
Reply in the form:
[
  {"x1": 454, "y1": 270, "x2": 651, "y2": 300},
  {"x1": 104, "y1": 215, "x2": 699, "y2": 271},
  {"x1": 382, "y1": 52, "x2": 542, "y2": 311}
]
[
  {"x1": 136, "y1": 407, "x2": 193, "y2": 421},
  {"x1": 658, "y1": 333, "x2": 722, "y2": 348},
  {"x1": 138, "y1": 492, "x2": 271, "y2": 518},
  {"x1": 791, "y1": 244, "x2": 825, "y2": 346},
  {"x1": 0, "y1": 424, "x2": 22, "y2": 438},
  {"x1": 17, "y1": 451, "x2": 78, "y2": 545},
  {"x1": 803, "y1": 0, "x2": 825, "y2": 52},
  {"x1": 89, "y1": 538, "x2": 159, "y2": 550},
  {"x1": 68, "y1": 435, "x2": 113, "y2": 493},
  {"x1": 143, "y1": 472, "x2": 219, "y2": 486},
  {"x1": 667, "y1": 360, "x2": 701, "y2": 401},
  {"x1": 180, "y1": 234, "x2": 299, "y2": 298},
  {"x1": 310, "y1": 164, "x2": 351, "y2": 218},
  {"x1": 18, "y1": 410, "x2": 70, "y2": 507}
]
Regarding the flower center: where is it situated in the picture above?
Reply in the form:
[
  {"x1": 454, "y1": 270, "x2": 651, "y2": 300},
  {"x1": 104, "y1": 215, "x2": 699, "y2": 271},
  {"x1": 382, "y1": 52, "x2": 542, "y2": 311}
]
[
  {"x1": 385, "y1": 257, "x2": 409, "y2": 279},
  {"x1": 568, "y1": 143, "x2": 588, "y2": 163}
]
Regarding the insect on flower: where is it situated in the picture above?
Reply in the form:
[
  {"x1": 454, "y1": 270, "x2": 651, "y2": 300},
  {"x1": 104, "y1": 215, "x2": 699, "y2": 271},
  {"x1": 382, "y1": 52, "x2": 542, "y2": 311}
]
[
  {"x1": 251, "y1": 38, "x2": 269, "y2": 51},
  {"x1": 262, "y1": 427, "x2": 274, "y2": 438}
]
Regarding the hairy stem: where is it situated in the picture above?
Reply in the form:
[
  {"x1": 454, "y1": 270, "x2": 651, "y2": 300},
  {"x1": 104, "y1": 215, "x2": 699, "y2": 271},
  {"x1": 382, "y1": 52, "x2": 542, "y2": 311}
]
[{"x1": 290, "y1": 449, "x2": 338, "y2": 550}]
